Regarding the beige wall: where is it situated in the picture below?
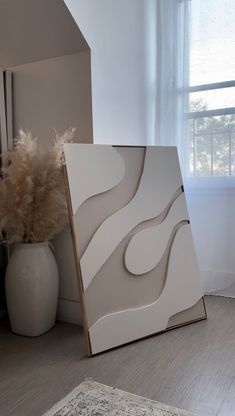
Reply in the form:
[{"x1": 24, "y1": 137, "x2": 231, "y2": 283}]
[
  {"x1": 10, "y1": 50, "x2": 93, "y2": 143},
  {"x1": 10, "y1": 50, "x2": 93, "y2": 324},
  {"x1": 0, "y1": 0, "x2": 88, "y2": 68}
]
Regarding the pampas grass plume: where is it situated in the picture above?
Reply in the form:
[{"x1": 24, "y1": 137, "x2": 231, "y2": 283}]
[{"x1": 0, "y1": 129, "x2": 75, "y2": 243}]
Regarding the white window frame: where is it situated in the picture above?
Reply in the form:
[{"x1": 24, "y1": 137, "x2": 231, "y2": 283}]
[{"x1": 182, "y1": 80, "x2": 235, "y2": 178}]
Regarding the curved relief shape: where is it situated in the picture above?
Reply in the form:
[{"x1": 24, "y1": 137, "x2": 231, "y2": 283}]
[
  {"x1": 85, "y1": 219, "x2": 187, "y2": 328},
  {"x1": 80, "y1": 147, "x2": 183, "y2": 291},
  {"x1": 73, "y1": 147, "x2": 146, "y2": 259},
  {"x1": 89, "y1": 225, "x2": 204, "y2": 355},
  {"x1": 64, "y1": 143, "x2": 125, "y2": 215},
  {"x1": 125, "y1": 193, "x2": 188, "y2": 275}
]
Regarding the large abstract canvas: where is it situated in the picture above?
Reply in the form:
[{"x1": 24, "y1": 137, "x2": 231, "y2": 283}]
[{"x1": 64, "y1": 144, "x2": 206, "y2": 356}]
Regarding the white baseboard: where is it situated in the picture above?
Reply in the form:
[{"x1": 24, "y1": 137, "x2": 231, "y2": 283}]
[
  {"x1": 202, "y1": 269, "x2": 235, "y2": 297},
  {"x1": 57, "y1": 298, "x2": 82, "y2": 325}
]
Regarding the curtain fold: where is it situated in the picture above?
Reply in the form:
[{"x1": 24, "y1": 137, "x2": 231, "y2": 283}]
[
  {"x1": 154, "y1": 0, "x2": 235, "y2": 297},
  {"x1": 155, "y1": 0, "x2": 180, "y2": 147}
]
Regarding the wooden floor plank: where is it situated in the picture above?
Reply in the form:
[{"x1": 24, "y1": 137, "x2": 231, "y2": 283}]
[
  {"x1": 0, "y1": 296, "x2": 234, "y2": 416},
  {"x1": 217, "y1": 377, "x2": 235, "y2": 416}
]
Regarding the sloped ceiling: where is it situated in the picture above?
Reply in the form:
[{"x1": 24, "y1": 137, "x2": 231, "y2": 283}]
[{"x1": 0, "y1": 0, "x2": 89, "y2": 68}]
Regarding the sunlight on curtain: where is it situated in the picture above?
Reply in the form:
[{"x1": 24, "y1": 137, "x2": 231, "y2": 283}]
[
  {"x1": 154, "y1": 0, "x2": 235, "y2": 297},
  {"x1": 154, "y1": 0, "x2": 181, "y2": 147}
]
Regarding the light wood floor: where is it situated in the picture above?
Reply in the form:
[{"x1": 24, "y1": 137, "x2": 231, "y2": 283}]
[{"x1": 0, "y1": 296, "x2": 235, "y2": 416}]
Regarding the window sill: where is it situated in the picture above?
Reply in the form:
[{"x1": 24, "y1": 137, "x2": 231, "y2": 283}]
[{"x1": 184, "y1": 176, "x2": 235, "y2": 194}]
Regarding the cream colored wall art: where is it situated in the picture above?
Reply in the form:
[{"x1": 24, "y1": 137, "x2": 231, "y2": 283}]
[{"x1": 64, "y1": 144, "x2": 206, "y2": 356}]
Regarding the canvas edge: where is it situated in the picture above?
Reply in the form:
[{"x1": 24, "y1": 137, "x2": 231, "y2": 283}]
[
  {"x1": 90, "y1": 297, "x2": 207, "y2": 357},
  {"x1": 63, "y1": 164, "x2": 92, "y2": 356}
]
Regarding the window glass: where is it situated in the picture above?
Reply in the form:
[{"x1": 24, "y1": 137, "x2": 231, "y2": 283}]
[
  {"x1": 188, "y1": 0, "x2": 235, "y2": 177},
  {"x1": 190, "y1": 0, "x2": 235, "y2": 85},
  {"x1": 189, "y1": 88, "x2": 235, "y2": 112},
  {"x1": 189, "y1": 116, "x2": 235, "y2": 176}
]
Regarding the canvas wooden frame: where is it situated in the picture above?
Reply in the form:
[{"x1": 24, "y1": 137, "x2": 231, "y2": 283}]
[{"x1": 64, "y1": 144, "x2": 206, "y2": 356}]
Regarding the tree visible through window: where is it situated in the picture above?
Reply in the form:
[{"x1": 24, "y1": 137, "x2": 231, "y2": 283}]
[{"x1": 186, "y1": 0, "x2": 235, "y2": 177}]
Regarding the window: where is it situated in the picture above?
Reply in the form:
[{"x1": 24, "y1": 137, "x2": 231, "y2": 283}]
[{"x1": 184, "y1": 0, "x2": 235, "y2": 177}]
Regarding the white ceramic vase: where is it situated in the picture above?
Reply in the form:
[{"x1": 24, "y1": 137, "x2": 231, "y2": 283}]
[{"x1": 5, "y1": 242, "x2": 59, "y2": 337}]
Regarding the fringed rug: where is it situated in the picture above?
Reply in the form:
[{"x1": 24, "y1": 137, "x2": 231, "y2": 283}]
[{"x1": 43, "y1": 379, "x2": 198, "y2": 416}]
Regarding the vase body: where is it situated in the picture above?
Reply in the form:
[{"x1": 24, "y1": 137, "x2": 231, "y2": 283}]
[{"x1": 5, "y1": 242, "x2": 59, "y2": 336}]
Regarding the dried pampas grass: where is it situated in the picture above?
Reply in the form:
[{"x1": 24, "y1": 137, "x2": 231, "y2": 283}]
[{"x1": 0, "y1": 129, "x2": 75, "y2": 244}]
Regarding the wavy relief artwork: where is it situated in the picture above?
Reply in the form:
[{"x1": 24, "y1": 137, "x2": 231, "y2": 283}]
[
  {"x1": 64, "y1": 143, "x2": 125, "y2": 215},
  {"x1": 89, "y1": 224, "x2": 204, "y2": 354},
  {"x1": 64, "y1": 145, "x2": 205, "y2": 355},
  {"x1": 124, "y1": 193, "x2": 189, "y2": 276},
  {"x1": 83, "y1": 189, "x2": 188, "y2": 327},
  {"x1": 80, "y1": 147, "x2": 184, "y2": 291},
  {"x1": 73, "y1": 147, "x2": 146, "y2": 259}
]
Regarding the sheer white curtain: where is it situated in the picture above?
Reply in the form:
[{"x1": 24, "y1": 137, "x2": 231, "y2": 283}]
[
  {"x1": 154, "y1": 0, "x2": 189, "y2": 169},
  {"x1": 155, "y1": 0, "x2": 181, "y2": 147},
  {"x1": 154, "y1": 0, "x2": 235, "y2": 297}
]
